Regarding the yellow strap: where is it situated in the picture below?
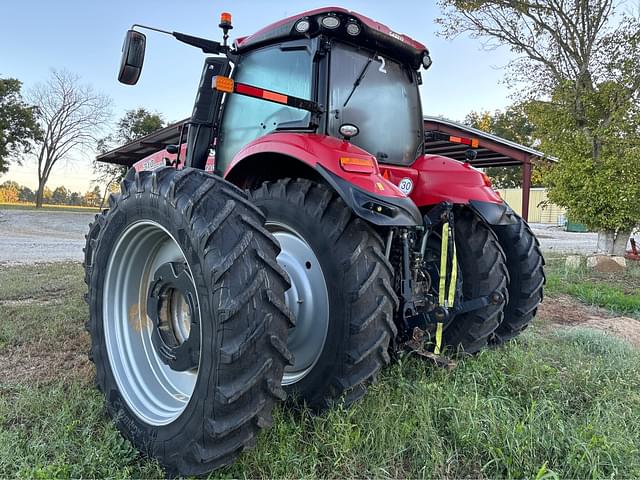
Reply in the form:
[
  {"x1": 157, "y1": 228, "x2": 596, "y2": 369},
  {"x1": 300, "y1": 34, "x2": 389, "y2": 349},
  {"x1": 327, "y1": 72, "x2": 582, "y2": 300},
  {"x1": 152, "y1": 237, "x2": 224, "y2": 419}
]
[
  {"x1": 448, "y1": 241, "x2": 457, "y2": 307},
  {"x1": 434, "y1": 322, "x2": 444, "y2": 355},
  {"x1": 438, "y1": 222, "x2": 449, "y2": 306},
  {"x1": 435, "y1": 222, "x2": 449, "y2": 354}
]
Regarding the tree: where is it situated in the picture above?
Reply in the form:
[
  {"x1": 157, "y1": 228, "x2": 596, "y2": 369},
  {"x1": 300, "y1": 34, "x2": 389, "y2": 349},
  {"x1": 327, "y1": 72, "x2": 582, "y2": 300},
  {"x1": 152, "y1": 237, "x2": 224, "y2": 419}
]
[
  {"x1": 69, "y1": 191, "x2": 83, "y2": 206},
  {"x1": 42, "y1": 186, "x2": 53, "y2": 204},
  {"x1": 29, "y1": 70, "x2": 111, "y2": 208},
  {"x1": 0, "y1": 78, "x2": 42, "y2": 174},
  {"x1": 438, "y1": 0, "x2": 640, "y2": 254},
  {"x1": 464, "y1": 105, "x2": 546, "y2": 188},
  {"x1": 18, "y1": 186, "x2": 35, "y2": 203},
  {"x1": 51, "y1": 185, "x2": 70, "y2": 205},
  {"x1": 0, "y1": 180, "x2": 20, "y2": 203},
  {"x1": 84, "y1": 185, "x2": 102, "y2": 207},
  {"x1": 95, "y1": 107, "x2": 165, "y2": 208}
]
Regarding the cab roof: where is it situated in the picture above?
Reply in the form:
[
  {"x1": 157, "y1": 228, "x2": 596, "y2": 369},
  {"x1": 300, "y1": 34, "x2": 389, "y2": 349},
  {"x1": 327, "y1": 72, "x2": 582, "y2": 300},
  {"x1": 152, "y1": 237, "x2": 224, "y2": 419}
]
[{"x1": 233, "y1": 7, "x2": 428, "y2": 69}]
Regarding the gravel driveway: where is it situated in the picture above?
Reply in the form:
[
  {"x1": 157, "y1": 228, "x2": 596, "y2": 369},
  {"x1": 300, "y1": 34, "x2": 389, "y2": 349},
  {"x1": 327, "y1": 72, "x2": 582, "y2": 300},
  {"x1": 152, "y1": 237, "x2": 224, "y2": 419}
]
[
  {"x1": 530, "y1": 223, "x2": 599, "y2": 256},
  {"x1": 0, "y1": 209, "x2": 600, "y2": 266},
  {"x1": 0, "y1": 209, "x2": 95, "y2": 265}
]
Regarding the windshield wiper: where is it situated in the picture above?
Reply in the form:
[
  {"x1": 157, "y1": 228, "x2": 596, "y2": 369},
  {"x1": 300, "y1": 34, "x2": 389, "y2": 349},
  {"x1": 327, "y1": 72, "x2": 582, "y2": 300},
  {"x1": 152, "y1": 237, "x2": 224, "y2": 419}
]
[{"x1": 342, "y1": 52, "x2": 376, "y2": 108}]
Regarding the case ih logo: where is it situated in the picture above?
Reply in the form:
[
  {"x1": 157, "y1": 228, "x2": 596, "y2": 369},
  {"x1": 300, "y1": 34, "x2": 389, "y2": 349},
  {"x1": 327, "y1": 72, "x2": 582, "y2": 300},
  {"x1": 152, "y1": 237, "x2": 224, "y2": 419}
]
[{"x1": 388, "y1": 30, "x2": 403, "y2": 41}]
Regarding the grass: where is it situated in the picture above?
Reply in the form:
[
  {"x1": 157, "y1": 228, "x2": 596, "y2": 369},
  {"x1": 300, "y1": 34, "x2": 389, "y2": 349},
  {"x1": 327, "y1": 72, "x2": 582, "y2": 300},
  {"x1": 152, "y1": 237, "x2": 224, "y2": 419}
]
[
  {"x1": 1, "y1": 262, "x2": 640, "y2": 478},
  {"x1": 0, "y1": 202, "x2": 99, "y2": 213},
  {"x1": 0, "y1": 263, "x2": 85, "y2": 352},
  {"x1": 544, "y1": 254, "x2": 640, "y2": 317}
]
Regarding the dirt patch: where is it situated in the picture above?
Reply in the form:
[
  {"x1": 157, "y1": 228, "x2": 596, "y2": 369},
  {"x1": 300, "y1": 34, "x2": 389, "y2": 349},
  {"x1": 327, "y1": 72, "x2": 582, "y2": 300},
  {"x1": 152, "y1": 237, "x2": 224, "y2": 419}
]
[
  {"x1": 0, "y1": 287, "x2": 72, "y2": 307},
  {"x1": 0, "y1": 333, "x2": 93, "y2": 386},
  {"x1": 0, "y1": 297, "x2": 64, "y2": 307},
  {"x1": 538, "y1": 294, "x2": 640, "y2": 347}
]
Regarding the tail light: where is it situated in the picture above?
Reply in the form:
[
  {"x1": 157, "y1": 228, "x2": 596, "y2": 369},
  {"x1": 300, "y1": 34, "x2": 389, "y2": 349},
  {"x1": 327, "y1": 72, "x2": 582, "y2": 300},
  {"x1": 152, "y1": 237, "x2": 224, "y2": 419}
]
[{"x1": 340, "y1": 156, "x2": 375, "y2": 174}]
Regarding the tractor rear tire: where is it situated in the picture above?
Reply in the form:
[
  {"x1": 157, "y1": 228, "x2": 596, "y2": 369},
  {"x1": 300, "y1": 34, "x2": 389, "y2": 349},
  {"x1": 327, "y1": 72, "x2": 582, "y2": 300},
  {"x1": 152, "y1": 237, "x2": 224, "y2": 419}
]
[
  {"x1": 250, "y1": 179, "x2": 398, "y2": 410},
  {"x1": 441, "y1": 208, "x2": 510, "y2": 353},
  {"x1": 491, "y1": 215, "x2": 545, "y2": 343},
  {"x1": 83, "y1": 167, "x2": 291, "y2": 476}
]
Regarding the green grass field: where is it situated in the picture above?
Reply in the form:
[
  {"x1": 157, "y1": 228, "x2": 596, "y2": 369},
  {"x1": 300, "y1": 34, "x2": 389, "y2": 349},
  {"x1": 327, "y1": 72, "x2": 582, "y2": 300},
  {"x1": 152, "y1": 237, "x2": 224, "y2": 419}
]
[
  {"x1": 544, "y1": 254, "x2": 640, "y2": 317},
  {"x1": 1, "y1": 262, "x2": 639, "y2": 478},
  {"x1": 0, "y1": 202, "x2": 100, "y2": 213}
]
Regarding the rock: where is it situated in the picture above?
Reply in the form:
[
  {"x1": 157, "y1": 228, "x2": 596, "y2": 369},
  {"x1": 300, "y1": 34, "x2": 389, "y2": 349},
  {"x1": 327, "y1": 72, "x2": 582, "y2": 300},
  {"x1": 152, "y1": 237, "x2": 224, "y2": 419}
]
[
  {"x1": 612, "y1": 256, "x2": 627, "y2": 268},
  {"x1": 565, "y1": 255, "x2": 584, "y2": 269},
  {"x1": 587, "y1": 255, "x2": 626, "y2": 273}
]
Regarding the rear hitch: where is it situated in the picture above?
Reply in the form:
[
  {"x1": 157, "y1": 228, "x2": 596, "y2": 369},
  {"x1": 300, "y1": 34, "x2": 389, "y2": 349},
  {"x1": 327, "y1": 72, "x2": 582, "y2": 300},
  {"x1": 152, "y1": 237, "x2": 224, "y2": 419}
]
[
  {"x1": 408, "y1": 290, "x2": 505, "y2": 328},
  {"x1": 402, "y1": 327, "x2": 457, "y2": 369},
  {"x1": 401, "y1": 291, "x2": 504, "y2": 365}
]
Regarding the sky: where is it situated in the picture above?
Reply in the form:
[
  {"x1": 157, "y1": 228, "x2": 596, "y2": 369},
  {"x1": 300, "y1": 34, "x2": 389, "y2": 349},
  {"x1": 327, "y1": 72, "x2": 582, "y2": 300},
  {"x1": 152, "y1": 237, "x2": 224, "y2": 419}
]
[{"x1": 1, "y1": 0, "x2": 516, "y2": 192}]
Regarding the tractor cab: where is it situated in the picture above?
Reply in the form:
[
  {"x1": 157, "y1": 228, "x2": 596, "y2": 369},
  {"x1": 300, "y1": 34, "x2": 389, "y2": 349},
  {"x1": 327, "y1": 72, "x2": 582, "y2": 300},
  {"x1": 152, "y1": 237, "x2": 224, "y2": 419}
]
[{"x1": 214, "y1": 8, "x2": 431, "y2": 173}]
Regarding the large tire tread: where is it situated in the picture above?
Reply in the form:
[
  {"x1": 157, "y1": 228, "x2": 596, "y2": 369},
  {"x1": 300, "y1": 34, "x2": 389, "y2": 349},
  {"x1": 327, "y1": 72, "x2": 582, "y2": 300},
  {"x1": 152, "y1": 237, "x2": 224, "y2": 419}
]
[
  {"x1": 443, "y1": 208, "x2": 509, "y2": 353},
  {"x1": 492, "y1": 215, "x2": 545, "y2": 343},
  {"x1": 251, "y1": 178, "x2": 398, "y2": 410},
  {"x1": 83, "y1": 167, "x2": 291, "y2": 476}
]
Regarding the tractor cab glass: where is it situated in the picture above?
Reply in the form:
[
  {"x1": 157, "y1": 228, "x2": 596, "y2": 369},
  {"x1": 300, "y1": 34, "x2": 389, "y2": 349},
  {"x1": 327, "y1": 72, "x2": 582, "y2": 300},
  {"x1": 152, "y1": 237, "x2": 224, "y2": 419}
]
[
  {"x1": 216, "y1": 43, "x2": 313, "y2": 170},
  {"x1": 328, "y1": 42, "x2": 423, "y2": 165}
]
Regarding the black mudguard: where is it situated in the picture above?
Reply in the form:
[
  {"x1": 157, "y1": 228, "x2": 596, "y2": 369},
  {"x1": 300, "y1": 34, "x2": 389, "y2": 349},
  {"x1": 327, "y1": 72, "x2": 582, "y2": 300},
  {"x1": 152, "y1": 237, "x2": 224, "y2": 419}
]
[
  {"x1": 469, "y1": 199, "x2": 519, "y2": 226},
  {"x1": 316, "y1": 164, "x2": 423, "y2": 227}
]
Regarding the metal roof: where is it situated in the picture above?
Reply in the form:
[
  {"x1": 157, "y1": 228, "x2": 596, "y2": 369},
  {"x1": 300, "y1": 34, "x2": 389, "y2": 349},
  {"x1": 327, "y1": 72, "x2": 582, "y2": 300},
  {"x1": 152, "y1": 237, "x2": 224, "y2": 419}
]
[
  {"x1": 423, "y1": 115, "x2": 554, "y2": 167},
  {"x1": 96, "y1": 119, "x2": 188, "y2": 166}
]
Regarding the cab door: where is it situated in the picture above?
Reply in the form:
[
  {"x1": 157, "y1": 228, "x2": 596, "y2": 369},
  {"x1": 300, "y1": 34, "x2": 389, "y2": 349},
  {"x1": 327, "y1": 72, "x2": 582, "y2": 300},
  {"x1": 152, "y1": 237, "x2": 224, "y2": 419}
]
[{"x1": 215, "y1": 41, "x2": 315, "y2": 174}]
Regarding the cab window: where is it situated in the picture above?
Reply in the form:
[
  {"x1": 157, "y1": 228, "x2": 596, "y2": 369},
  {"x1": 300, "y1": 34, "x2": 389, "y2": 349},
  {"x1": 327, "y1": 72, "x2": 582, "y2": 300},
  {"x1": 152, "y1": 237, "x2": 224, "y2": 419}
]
[
  {"x1": 216, "y1": 45, "x2": 312, "y2": 172},
  {"x1": 328, "y1": 42, "x2": 422, "y2": 165}
]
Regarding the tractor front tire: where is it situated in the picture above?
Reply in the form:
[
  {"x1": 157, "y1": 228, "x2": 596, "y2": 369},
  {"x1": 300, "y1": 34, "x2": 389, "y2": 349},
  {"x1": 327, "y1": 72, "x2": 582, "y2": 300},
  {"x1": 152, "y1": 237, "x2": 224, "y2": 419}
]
[
  {"x1": 491, "y1": 215, "x2": 545, "y2": 343},
  {"x1": 250, "y1": 179, "x2": 398, "y2": 410},
  {"x1": 441, "y1": 208, "x2": 510, "y2": 353},
  {"x1": 84, "y1": 167, "x2": 291, "y2": 476}
]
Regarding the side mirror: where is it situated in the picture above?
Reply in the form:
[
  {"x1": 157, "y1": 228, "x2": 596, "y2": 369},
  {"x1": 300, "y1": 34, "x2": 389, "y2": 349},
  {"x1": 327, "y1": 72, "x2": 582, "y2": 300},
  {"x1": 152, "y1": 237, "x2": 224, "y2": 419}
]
[{"x1": 118, "y1": 30, "x2": 146, "y2": 85}]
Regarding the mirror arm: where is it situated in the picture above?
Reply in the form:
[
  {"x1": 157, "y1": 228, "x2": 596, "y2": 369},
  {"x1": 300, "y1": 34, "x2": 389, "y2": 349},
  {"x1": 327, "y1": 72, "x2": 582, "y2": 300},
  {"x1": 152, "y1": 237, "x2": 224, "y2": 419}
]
[
  {"x1": 172, "y1": 32, "x2": 226, "y2": 55},
  {"x1": 131, "y1": 24, "x2": 227, "y2": 55}
]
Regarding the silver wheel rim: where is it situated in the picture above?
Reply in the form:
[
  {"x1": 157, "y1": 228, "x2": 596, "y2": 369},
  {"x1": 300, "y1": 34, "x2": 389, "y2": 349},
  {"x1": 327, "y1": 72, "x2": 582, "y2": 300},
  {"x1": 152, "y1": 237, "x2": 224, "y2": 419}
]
[
  {"x1": 268, "y1": 222, "x2": 330, "y2": 386},
  {"x1": 103, "y1": 220, "x2": 200, "y2": 426}
]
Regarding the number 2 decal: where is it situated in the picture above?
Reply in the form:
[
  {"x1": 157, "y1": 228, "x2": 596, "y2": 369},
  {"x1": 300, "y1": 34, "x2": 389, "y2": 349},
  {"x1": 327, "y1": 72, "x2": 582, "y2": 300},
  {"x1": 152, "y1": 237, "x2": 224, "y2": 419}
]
[{"x1": 377, "y1": 55, "x2": 387, "y2": 74}]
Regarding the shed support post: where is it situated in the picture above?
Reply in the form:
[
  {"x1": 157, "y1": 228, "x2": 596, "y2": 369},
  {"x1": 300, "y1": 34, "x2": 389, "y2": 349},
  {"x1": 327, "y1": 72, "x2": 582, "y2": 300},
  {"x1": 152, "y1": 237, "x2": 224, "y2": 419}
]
[{"x1": 522, "y1": 161, "x2": 531, "y2": 222}]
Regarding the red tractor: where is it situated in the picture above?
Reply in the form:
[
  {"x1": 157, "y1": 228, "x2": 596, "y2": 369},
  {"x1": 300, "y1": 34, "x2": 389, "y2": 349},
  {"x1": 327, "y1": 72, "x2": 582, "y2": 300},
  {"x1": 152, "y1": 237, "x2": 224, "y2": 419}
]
[{"x1": 85, "y1": 7, "x2": 544, "y2": 475}]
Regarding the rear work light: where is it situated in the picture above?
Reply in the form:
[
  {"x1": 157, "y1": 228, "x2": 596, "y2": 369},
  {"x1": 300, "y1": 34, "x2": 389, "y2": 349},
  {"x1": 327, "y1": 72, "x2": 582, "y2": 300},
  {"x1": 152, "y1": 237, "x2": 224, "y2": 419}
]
[
  {"x1": 340, "y1": 156, "x2": 375, "y2": 174},
  {"x1": 295, "y1": 18, "x2": 310, "y2": 33},
  {"x1": 346, "y1": 21, "x2": 361, "y2": 36},
  {"x1": 321, "y1": 15, "x2": 340, "y2": 29},
  {"x1": 422, "y1": 51, "x2": 432, "y2": 70}
]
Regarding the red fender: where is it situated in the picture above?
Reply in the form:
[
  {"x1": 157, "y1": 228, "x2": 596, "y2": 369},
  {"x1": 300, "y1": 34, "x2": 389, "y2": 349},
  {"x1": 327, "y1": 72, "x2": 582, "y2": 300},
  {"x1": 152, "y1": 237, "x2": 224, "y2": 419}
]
[
  {"x1": 224, "y1": 132, "x2": 405, "y2": 199},
  {"x1": 380, "y1": 154, "x2": 503, "y2": 207}
]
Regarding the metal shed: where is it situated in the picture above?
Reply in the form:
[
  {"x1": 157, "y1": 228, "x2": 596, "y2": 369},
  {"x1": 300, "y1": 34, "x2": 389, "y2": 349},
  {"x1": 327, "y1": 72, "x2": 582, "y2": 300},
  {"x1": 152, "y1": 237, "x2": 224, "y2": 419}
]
[{"x1": 423, "y1": 116, "x2": 551, "y2": 222}]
